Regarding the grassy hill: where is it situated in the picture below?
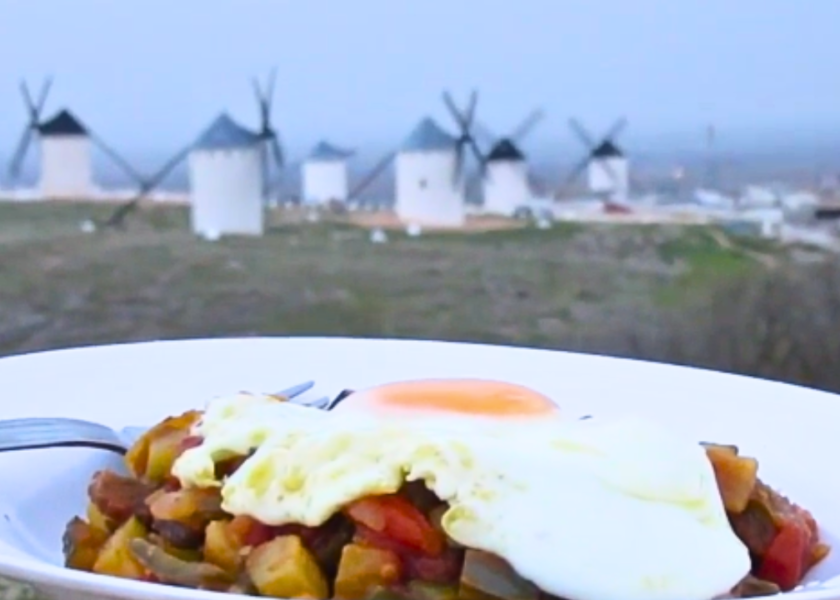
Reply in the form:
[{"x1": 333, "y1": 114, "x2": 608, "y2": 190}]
[{"x1": 0, "y1": 202, "x2": 795, "y2": 362}]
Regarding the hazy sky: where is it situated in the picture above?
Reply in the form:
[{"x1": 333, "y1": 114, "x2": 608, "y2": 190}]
[{"x1": 1, "y1": 0, "x2": 838, "y2": 162}]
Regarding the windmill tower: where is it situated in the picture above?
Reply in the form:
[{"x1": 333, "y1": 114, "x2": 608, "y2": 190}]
[
  {"x1": 6, "y1": 78, "x2": 93, "y2": 199},
  {"x1": 566, "y1": 117, "x2": 630, "y2": 203},
  {"x1": 395, "y1": 116, "x2": 462, "y2": 226},
  {"x1": 395, "y1": 91, "x2": 483, "y2": 226},
  {"x1": 479, "y1": 109, "x2": 544, "y2": 217},
  {"x1": 344, "y1": 90, "x2": 482, "y2": 227},
  {"x1": 301, "y1": 141, "x2": 354, "y2": 205},
  {"x1": 188, "y1": 113, "x2": 264, "y2": 237},
  {"x1": 252, "y1": 69, "x2": 286, "y2": 203}
]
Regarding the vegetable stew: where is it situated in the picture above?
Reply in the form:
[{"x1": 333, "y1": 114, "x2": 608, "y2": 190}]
[{"x1": 63, "y1": 408, "x2": 830, "y2": 599}]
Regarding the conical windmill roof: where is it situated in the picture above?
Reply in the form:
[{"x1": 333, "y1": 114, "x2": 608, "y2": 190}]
[
  {"x1": 194, "y1": 112, "x2": 261, "y2": 151},
  {"x1": 487, "y1": 138, "x2": 525, "y2": 162},
  {"x1": 38, "y1": 109, "x2": 87, "y2": 137},
  {"x1": 591, "y1": 140, "x2": 624, "y2": 158},
  {"x1": 401, "y1": 117, "x2": 456, "y2": 152},
  {"x1": 307, "y1": 140, "x2": 354, "y2": 162}
]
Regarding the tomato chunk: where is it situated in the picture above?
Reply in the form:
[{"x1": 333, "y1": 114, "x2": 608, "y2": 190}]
[
  {"x1": 757, "y1": 521, "x2": 810, "y2": 591},
  {"x1": 345, "y1": 495, "x2": 445, "y2": 557}
]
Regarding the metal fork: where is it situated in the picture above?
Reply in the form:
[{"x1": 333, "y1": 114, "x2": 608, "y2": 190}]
[{"x1": 0, "y1": 380, "x2": 327, "y2": 455}]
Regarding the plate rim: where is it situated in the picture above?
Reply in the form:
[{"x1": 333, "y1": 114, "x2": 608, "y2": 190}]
[{"x1": 1, "y1": 336, "x2": 839, "y2": 600}]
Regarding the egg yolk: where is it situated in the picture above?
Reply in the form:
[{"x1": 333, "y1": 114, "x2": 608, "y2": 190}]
[{"x1": 341, "y1": 379, "x2": 558, "y2": 418}]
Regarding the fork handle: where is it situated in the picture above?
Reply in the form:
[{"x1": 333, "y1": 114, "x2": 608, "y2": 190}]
[{"x1": 0, "y1": 418, "x2": 126, "y2": 454}]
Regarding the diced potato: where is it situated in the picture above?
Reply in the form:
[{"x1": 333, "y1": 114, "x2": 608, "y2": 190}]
[
  {"x1": 459, "y1": 550, "x2": 539, "y2": 600},
  {"x1": 705, "y1": 445, "x2": 759, "y2": 514},
  {"x1": 125, "y1": 410, "x2": 200, "y2": 479},
  {"x1": 701, "y1": 442, "x2": 739, "y2": 455},
  {"x1": 204, "y1": 520, "x2": 245, "y2": 573},
  {"x1": 245, "y1": 535, "x2": 329, "y2": 599},
  {"x1": 86, "y1": 501, "x2": 114, "y2": 533},
  {"x1": 63, "y1": 517, "x2": 110, "y2": 571},
  {"x1": 92, "y1": 516, "x2": 149, "y2": 579},
  {"x1": 334, "y1": 543, "x2": 402, "y2": 600},
  {"x1": 146, "y1": 427, "x2": 192, "y2": 483}
]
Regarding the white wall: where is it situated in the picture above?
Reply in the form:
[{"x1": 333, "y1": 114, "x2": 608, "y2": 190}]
[
  {"x1": 301, "y1": 160, "x2": 348, "y2": 204},
  {"x1": 587, "y1": 157, "x2": 629, "y2": 200},
  {"x1": 39, "y1": 136, "x2": 93, "y2": 199},
  {"x1": 483, "y1": 160, "x2": 531, "y2": 217},
  {"x1": 395, "y1": 150, "x2": 464, "y2": 226},
  {"x1": 188, "y1": 146, "x2": 264, "y2": 236}
]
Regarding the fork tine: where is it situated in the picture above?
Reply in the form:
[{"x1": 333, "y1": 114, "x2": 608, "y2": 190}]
[{"x1": 276, "y1": 380, "x2": 315, "y2": 399}]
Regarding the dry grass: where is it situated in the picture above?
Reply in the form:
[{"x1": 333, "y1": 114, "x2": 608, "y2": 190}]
[{"x1": 1, "y1": 200, "x2": 838, "y2": 394}]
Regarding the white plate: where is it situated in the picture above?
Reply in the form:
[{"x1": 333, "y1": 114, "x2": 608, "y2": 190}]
[{"x1": 0, "y1": 337, "x2": 838, "y2": 600}]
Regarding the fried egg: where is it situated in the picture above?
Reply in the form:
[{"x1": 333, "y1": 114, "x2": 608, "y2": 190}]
[{"x1": 172, "y1": 379, "x2": 750, "y2": 600}]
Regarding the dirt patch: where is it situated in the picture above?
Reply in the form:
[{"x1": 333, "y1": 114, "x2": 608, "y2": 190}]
[{"x1": 345, "y1": 210, "x2": 525, "y2": 232}]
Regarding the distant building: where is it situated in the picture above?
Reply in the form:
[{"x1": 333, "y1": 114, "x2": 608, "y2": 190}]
[
  {"x1": 395, "y1": 117, "x2": 464, "y2": 227},
  {"x1": 188, "y1": 113, "x2": 264, "y2": 237},
  {"x1": 301, "y1": 141, "x2": 353, "y2": 205},
  {"x1": 587, "y1": 141, "x2": 629, "y2": 203},
  {"x1": 482, "y1": 139, "x2": 531, "y2": 217},
  {"x1": 38, "y1": 109, "x2": 93, "y2": 199}
]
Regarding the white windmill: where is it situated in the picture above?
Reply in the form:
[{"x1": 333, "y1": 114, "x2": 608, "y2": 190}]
[
  {"x1": 301, "y1": 141, "x2": 354, "y2": 205},
  {"x1": 188, "y1": 113, "x2": 264, "y2": 237},
  {"x1": 5, "y1": 77, "x2": 147, "y2": 201},
  {"x1": 565, "y1": 117, "x2": 630, "y2": 203},
  {"x1": 346, "y1": 90, "x2": 483, "y2": 227},
  {"x1": 103, "y1": 69, "x2": 285, "y2": 230},
  {"x1": 476, "y1": 108, "x2": 545, "y2": 217},
  {"x1": 6, "y1": 78, "x2": 93, "y2": 199}
]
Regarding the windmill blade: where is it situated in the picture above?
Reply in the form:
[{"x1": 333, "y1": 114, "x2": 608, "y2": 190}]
[
  {"x1": 88, "y1": 129, "x2": 145, "y2": 184},
  {"x1": 8, "y1": 83, "x2": 38, "y2": 181},
  {"x1": 7, "y1": 126, "x2": 33, "y2": 182},
  {"x1": 265, "y1": 67, "x2": 278, "y2": 113},
  {"x1": 568, "y1": 118, "x2": 596, "y2": 149},
  {"x1": 565, "y1": 155, "x2": 591, "y2": 185},
  {"x1": 348, "y1": 150, "x2": 396, "y2": 200},
  {"x1": 259, "y1": 144, "x2": 270, "y2": 197},
  {"x1": 465, "y1": 169, "x2": 483, "y2": 197},
  {"x1": 472, "y1": 120, "x2": 497, "y2": 145},
  {"x1": 528, "y1": 172, "x2": 547, "y2": 194},
  {"x1": 603, "y1": 116, "x2": 628, "y2": 142},
  {"x1": 252, "y1": 77, "x2": 269, "y2": 128},
  {"x1": 252, "y1": 75, "x2": 266, "y2": 108},
  {"x1": 20, "y1": 81, "x2": 36, "y2": 115},
  {"x1": 35, "y1": 77, "x2": 53, "y2": 112},
  {"x1": 452, "y1": 143, "x2": 467, "y2": 187},
  {"x1": 511, "y1": 109, "x2": 545, "y2": 143},
  {"x1": 269, "y1": 135, "x2": 285, "y2": 170},
  {"x1": 442, "y1": 91, "x2": 466, "y2": 130},
  {"x1": 145, "y1": 144, "x2": 191, "y2": 191},
  {"x1": 467, "y1": 137, "x2": 488, "y2": 180},
  {"x1": 8, "y1": 78, "x2": 54, "y2": 183},
  {"x1": 464, "y1": 89, "x2": 478, "y2": 127},
  {"x1": 104, "y1": 143, "x2": 192, "y2": 229}
]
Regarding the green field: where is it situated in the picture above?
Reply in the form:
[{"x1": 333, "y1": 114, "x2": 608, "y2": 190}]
[{"x1": 0, "y1": 202, "x2": 789, "y2": 359}]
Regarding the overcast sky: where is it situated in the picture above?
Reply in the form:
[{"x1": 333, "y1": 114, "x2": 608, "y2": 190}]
[{"x1": 0, "y1": 0, "x2": 838, "y2": 161}]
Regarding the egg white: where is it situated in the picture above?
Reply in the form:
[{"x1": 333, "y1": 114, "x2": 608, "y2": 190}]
[{"x1": 171, "y1": 392, "x2": 751, "y2": 600}]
